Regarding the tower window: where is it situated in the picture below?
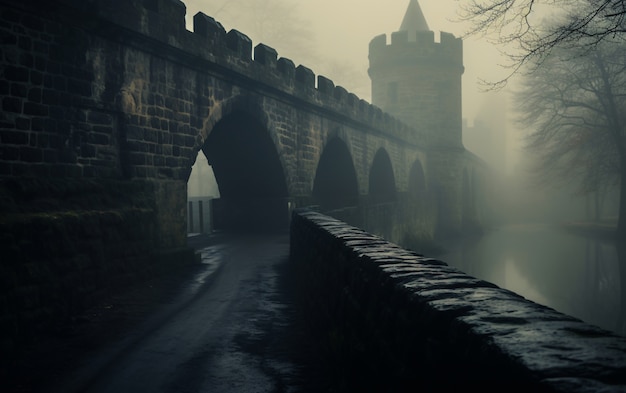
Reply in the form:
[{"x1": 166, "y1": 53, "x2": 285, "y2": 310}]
[{"x1": 388, "y1": 82, "x2": 398, "y2": 104}]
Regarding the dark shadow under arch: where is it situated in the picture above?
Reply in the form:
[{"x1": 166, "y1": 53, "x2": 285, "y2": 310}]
[
  {"x1": 312, "y1": 138, "x2": 359, "y2": 210},
  {"x1": 408, "y1": 159, "x2": 427, "y2": 217},
  {"x1": 202, "y1": 111, "x2": 288, "y2": 232},
  {"x1": 369, "y1": 148, "x2": 396, "y2": 204}
]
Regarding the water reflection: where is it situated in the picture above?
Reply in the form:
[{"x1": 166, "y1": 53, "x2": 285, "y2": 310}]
[{"x1": 439, "y1": 224, "x2": 625, "y2": 337}]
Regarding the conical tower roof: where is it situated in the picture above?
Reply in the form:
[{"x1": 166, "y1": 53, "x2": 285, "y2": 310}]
[{"x1": 399, "y1": 0, "x2": 430, "y2": 33}]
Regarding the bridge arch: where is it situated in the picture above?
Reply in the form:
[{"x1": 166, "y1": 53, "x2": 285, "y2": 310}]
[
  {"x1": 408, "y1": 159, "x2": 427, "y2": 203},
  {"x1": 193, "y1": 94, "x2": 293, "y2": 186},
  {"x1": 369, "y1": 148, "x2": 396, "y2": 204},
  {"x1": 312, "y1": 137, "x2": 359, "y2": 210},
  {"x1": 199, "y1": 102, "x2": 289, "y2": 232}
]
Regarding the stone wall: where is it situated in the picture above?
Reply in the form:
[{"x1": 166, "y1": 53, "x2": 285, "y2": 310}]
[
  {"x1": 0, "y1": 177, "x2": 196, "y2": 372},
  {"x1": 0, "y1": 0, "x2": 419, "y2": 185},
  {"x1": 0, "y1": 0, "x2": 443, "y2": 231},
  {"x1": 0, "y1": 0, "x2": 488, "y2": 241},
  {"x1": 290, "y1": 209, "x2": 626, "y2": 392}
]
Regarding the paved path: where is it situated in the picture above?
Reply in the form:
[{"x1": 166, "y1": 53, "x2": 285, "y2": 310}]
[{"x1": 18, "y1": 234, "x2": 326, "y2": 393}]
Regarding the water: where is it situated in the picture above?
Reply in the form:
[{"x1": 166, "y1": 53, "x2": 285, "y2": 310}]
[{"x1": 439, "y1": 224, "x2": 626, "y2": 337}]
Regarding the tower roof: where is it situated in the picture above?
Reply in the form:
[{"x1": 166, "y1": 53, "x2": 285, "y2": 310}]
[{"x1": 399, "y1": 0, "x2": 430, "y2": 33}]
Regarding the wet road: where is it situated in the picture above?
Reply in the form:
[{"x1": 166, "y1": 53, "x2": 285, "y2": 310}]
[{"x1": 44, "y1": 233, "x2": 321, "y2": 393}]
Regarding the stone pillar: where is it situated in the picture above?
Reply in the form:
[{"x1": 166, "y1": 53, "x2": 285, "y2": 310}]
[{"x1": 152, "y1": 179, "x2": 188, "y2": 249}]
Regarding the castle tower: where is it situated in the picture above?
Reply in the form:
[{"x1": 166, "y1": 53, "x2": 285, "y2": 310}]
[{"x1": 368, "y1": 0, "x2": 464, "y2": 148}]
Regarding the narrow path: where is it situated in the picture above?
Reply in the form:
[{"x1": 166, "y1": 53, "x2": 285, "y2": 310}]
[{"x1": 19, "y1": 233, "x2": 326, "y2": 393}]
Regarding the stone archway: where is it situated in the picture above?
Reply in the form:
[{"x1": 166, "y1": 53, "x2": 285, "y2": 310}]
[
  {"x1": 202, "y1": 111, "x2": 288, "y2": 232},
  {"x1": 312, "y1": 137, "x2": 359, "y2": 211},
  {"x1": 369, "y1": 148, "x2": 396, "y2": 204}
]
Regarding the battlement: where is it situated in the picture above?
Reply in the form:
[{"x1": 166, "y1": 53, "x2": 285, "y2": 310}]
[
  {"x1": 369, "y1": 29, "x2": 463, "y2": 69},
  {"x1": 37, "y1": 0, "x2": 417, "y2": 144}
]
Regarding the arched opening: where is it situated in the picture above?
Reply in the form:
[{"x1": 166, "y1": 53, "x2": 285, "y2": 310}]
[
  {"x1": 409, "y1": 159, "x2": 426, "y2": 203},
  {"x1": 312, "y1": 138, "x2": 359, "y2": 210},
  {"x1": 369, "y1": 148, "x2": 396, "y2": 204},
  {"x1": 408, "y1": 160, "x2": 427, "y2": 217},
  {"x1": 202, "y1": 112, "x2": 288, "y2": 232},
  {"x1": 187, "y1": 151, "x2": 220, "y2": 234}
]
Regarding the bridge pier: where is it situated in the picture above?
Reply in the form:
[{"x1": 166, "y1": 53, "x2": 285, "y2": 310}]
[
  {"x1": 0, "y1": 177, "x2": 197, "y2": 367},
  {"x1": 152, "y1": 180, "x2": 188, "y2": 249}
]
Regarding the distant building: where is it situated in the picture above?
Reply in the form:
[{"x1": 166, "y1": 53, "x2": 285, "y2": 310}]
[{"x1": 368, "y1": 0, "x2": 464, "y2": 149}]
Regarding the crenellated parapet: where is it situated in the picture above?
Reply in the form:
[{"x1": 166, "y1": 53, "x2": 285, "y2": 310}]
[
  {"x1": 368, "y1": 29, "x2": 464, "y2": 81},
  {"x1": 42, "y1": 0, "x2": 418, "y2": 145}
]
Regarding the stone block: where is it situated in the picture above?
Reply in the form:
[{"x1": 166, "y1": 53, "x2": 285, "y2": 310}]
[
  {"x1": 276, "y1": 58, "x2": 295, "y2": 80},
  {"x1": 193, "y1": 12, "x2": 225, "y2": 40},
  {"x1": 295, "y1": 65, "x2": 314, "y2": 88},
  {"x1": 254, "y1": 44, "x2": 277, "y2": 68},
  {"x1": 226, "y1": 29, "x2": 252, "y2": 62}
]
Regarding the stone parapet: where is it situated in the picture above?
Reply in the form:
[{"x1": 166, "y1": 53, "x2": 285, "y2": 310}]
[
  {"x1": 290, "y1": 208, "x2": 626, "y2": 392},
  {"x1": 51, "y1": 0, "x2": 415, "y2": 142},
  {"x1": 0, "y1": 0, "x2": 420, "y2": 181},
  {"x1": 369, "y1": 30, "x2": 463, "y2": 73}
]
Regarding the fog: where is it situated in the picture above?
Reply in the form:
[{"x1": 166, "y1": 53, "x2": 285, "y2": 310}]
[
  {"x1": 182, "y1": 1, "x2": 625, "y2": 336},
  {"x1": 182, "y1": 0, "x2": 511, "y2": 128},
  {"x1": 180, "y1": 0, "x2": 622, "y2": 228}
]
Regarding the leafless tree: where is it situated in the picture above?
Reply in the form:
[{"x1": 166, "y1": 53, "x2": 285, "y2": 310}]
[
  {"x1": 459, "y1": 0, "x2": 626, "y2": 88},
  {"x1": 514, "y1": 40, "x2": 626, "y2": 234}
]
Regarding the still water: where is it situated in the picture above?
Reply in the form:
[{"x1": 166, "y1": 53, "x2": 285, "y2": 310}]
[{"x1": 439, "y1": 224, "x2": 625, "y2": 337}]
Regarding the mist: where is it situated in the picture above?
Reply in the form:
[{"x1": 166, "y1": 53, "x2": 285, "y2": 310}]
[
  {"x1": 5, "y1": 1, "x2": 625, "y2": 390},
  {"x1": 184, "y1": 0, "x2": 548, "y2": 222},
  {"x1": 183, "y1": 0, "x2": 625, "y2": 337}
]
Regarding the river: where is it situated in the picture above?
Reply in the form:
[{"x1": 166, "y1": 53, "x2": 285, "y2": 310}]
[{"x1": 439, "y1": 224, "x2": 626, "y2": 337}]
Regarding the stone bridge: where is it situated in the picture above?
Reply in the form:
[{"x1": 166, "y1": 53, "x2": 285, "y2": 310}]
[
  {"x1": 1, "y1": 0, "x2": 493, "y2": 374},
  {"x1": 1, "y1": 0, "x2": 490, "y2": 243}
]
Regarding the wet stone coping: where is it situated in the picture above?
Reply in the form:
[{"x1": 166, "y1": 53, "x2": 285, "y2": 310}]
[{"x1": 289, "y1": 209, "x2": 626, "y2": 392}]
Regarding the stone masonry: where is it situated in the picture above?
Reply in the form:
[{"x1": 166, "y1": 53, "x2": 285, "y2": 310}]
[{"x1": 290, "y1": 209, "x2": 626, "y2": 392}]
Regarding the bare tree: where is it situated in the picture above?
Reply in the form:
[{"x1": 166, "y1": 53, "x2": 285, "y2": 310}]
[
  {"x1": 459, "y1": 0, "x2": 626, "y2": 88},
  {"x1": 514, "y1": 40, "x2": 626, "y2": 234}
]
